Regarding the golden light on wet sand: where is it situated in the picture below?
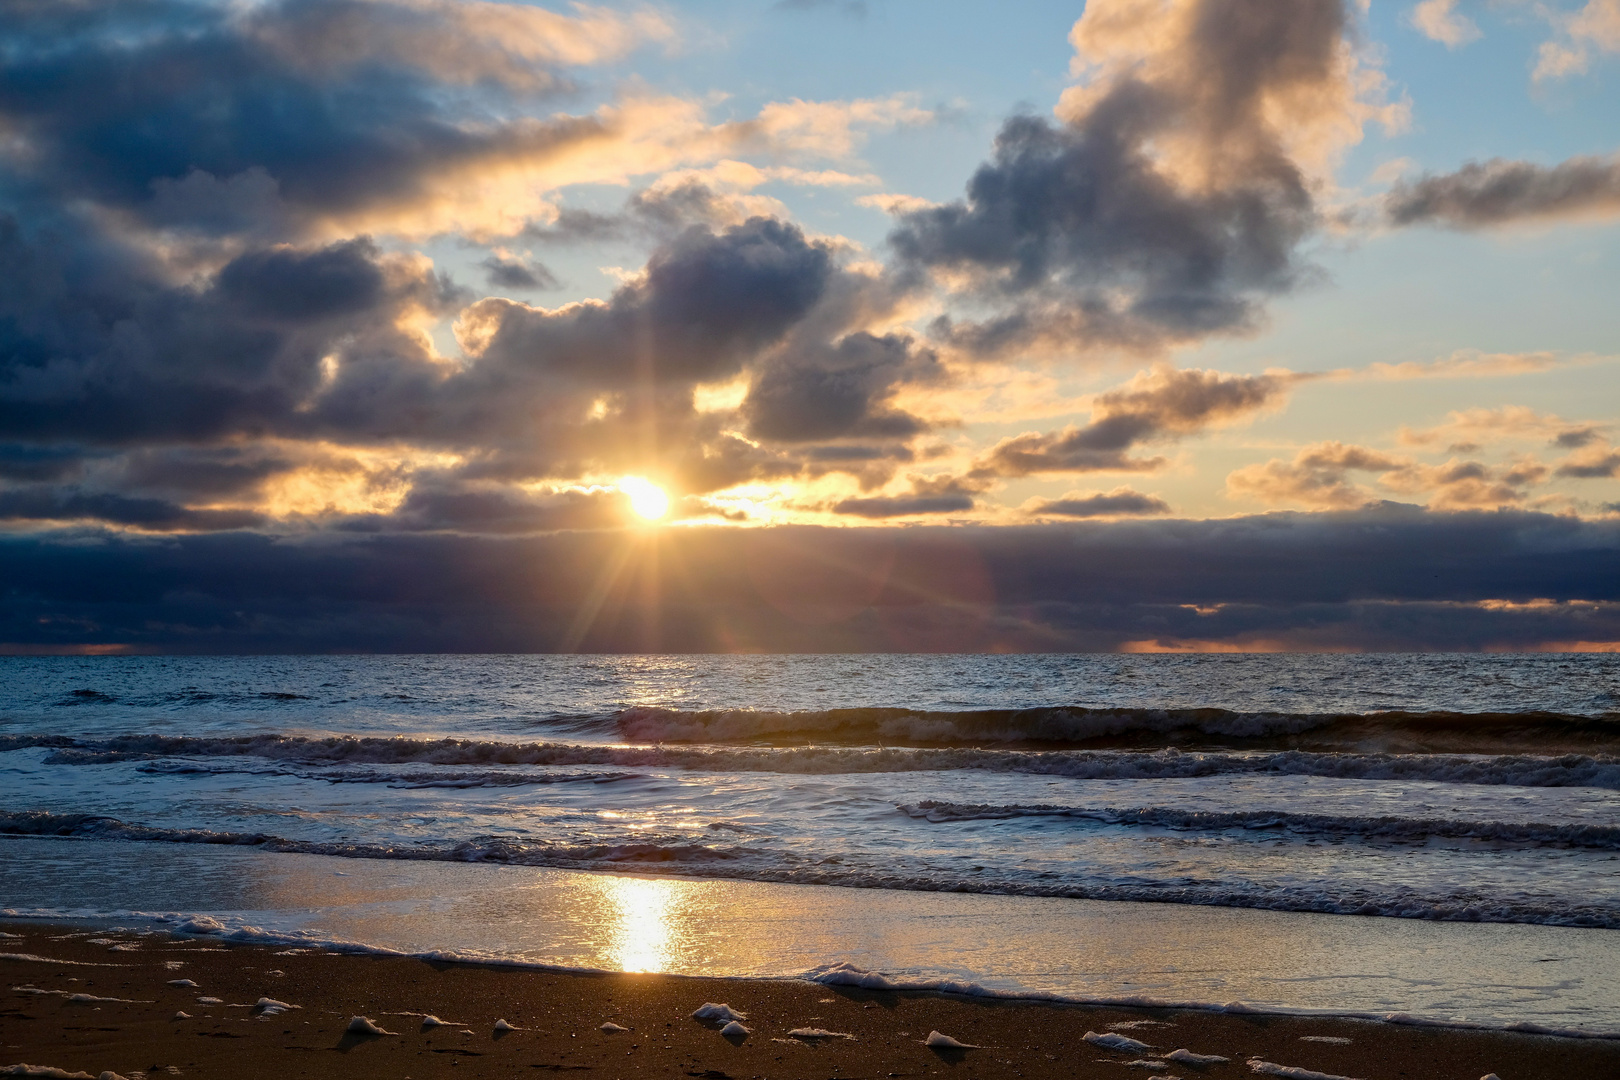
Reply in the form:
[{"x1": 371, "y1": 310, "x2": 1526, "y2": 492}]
[{"x1": 620, "y1": 477, "x2": 670, "y2": 521}]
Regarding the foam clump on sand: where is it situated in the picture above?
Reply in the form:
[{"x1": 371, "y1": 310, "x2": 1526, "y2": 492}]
[
  {"x1": 419, "y1": 1015, "x2": 451, "y2": 1027},
  {"x1": 1121, "y1": 1060, "x2": 1169, "y2": 1070},
  {"x1": 599, "y1": 1022, "x2": 629, "y2": 1033},
  {"x1": 1085, "y1": 1031, "x2": 1153, "y2": 1053},
  {"x1": 195, "y1": 997, "x2": 222, "y2": 1005},
  {"x1": 494, "y1": 1019, "x2": 519, "y2": 1032},
  {"x1": 170, "y1": 1012, "x2": 190, "y2": 1021},
  {"x1": 1247, "y1": 1060, "x2": 1362, "y2": 1080},
  {"x1": 1298, "y1": 1037, "x2": 1351, "y2": 1045},
  {"x1": 788, "y1": 1028, "x2": 854, "y2": 1040},
  {"x1": 346, "y1": 1016, "x2": 394, "y2": 1036},
  {"x1": 0, "y1": 1067, "x2": 131, "y2": 1080},
  {"x1": 718, "y1": 1021, "x2": 750, "y2": 1037},
  {"x1": 924, "y1": 1031, "x2": 978, "y2": 1048},
  {"x1": 252, "y1": 998, "x2": 294, "y2": 1015},
  {"x1": 691, "y1": 1003, "x2": 747, "y2": 1022},
  {"x1": 164, "y1": 980, "x2": 197, "y2": 988},
  {"x1": 1168, "y1": 1049, "x2": 1230, "y2": 1064}
]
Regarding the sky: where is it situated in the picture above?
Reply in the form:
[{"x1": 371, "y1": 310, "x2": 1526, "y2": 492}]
[{"x1": 0, "y1": 0, "x2": 1617, "y2": 653}]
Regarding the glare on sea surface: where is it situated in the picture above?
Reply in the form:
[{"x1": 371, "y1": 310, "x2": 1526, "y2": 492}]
[
  {"x1": 619, "y1": 477, "x2": 669, "y2": 521},
  {"x1": 604, "y1": 875, "x2": 677, "y2": 972}
]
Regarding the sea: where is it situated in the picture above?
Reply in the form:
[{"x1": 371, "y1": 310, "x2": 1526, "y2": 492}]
[{"x1": 3, "y1": 653, "x2": 1619, "y2": 1034}]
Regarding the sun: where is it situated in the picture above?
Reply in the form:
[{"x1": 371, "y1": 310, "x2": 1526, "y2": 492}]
[{"x1": 619, "y1": 476, "x2": 669, "y2": 521}]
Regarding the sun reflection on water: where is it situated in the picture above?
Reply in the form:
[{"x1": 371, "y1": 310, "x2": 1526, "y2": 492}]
[{"x1": 605, "y1": 876, "x2": 679, "y2": 973}]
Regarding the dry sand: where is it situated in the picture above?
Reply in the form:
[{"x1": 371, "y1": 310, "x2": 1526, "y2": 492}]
[{"x1": 2, "y1": 921, "x2": 1615, "y2": 1080}]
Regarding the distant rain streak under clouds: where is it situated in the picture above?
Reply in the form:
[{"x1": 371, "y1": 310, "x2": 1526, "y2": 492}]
[{"x1": 0, "y1": 0, "x2": 1617, "y2": 653}]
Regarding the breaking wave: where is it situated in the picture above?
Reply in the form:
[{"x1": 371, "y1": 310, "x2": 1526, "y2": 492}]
[
  {"x1": 3, "y1": 732, "x2": 1617, "y2": 789},
  {"x1": 613, "y1": 705, "x2": 1620, "y2": 753},
  {"x1": 897, "y1": 800, "x2": 1620, "y2": 850}
]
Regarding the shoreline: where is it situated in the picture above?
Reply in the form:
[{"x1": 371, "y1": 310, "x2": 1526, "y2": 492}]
[
  {"x1": 6, "y1": 909, "x2": 1620, "y2": 1045},
  {"x1": 5, "y1": 922, "x2": 1620, "y2": 1080}
]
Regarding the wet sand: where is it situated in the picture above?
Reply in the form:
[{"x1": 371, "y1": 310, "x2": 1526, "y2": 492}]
[{"x1": 1, "y1": 922, "x2": 1615, "y2": 1080}]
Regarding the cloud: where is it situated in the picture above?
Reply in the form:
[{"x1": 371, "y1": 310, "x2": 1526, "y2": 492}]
[
  {"x1": 830, "y1": 473, "x2": 982, "y2": 518},
  {"x1": 885, "y1": 0, "x2": 1401, "y2": 359},
  {"x1": 1385, "y1": 155, "x2": 1620, "y2": 228},
  {"x1": 1226, "y1": 441, "x2": 1552, "y2": 511},
  {"x1": 1407, "y1": 0, "x2": 1481, "y2": 48},
  {"x1": 1397, "y1": 406, "x2": 1607, "y2": 451},
  {"x1": 1024, "y1": 487, "x2": 1171, "y2": 518},
  {"x1": 745, "y1": 333, "x2": 940, "y2": 443},
  {"x1": 971, "y1": 366, "x2": 1294, "y2": 477},
  {"x1": 1535, "y1": 0, "x2": 1620, "y2": 81},
  {"x1": 1556, "y1": 445, "x2": 1620, "y2": 479},
  {"x1": 2, "y1": 509, "x2": 1617, "y2": 652},
  {"x1": 1351, "y1": 350, "x2": 1565, "y2": 381},
  {"x1": 481, "y1": 254, "x2": 560, "y2": 291}
]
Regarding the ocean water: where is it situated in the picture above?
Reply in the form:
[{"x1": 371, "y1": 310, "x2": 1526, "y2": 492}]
[{"x1": 3, "y1": 653, "x2": 1619, "y2": 1030}]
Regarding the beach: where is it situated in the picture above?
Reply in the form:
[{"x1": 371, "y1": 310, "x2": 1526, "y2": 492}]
[{"x1": 5, "y1": 921, "x2": 1617, "y2": 1080}]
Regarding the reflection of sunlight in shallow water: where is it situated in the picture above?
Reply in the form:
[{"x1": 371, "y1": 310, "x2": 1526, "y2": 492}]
[{"x1": 605, "y1": 876, "x2": 679, "y2": 972}]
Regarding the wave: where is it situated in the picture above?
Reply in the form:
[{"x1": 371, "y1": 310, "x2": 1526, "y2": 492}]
[
  {"x1": 898, "y1": 800, "x2": 1620, "y2": 850},
  {"x1": 614, "y1": 705, "x2": 1620, "y2": 754},
  {"x1": 0, "y1": 811, "x2": 752, "y2": 865},
  {"x1": 4, "y1": 733, "x2": 1618, "y2": 789},
  {"x1": 4, "y1": 811, "x2": 1619, "y2": 929},
  {"x1": 129, "y1": 760, "x2": 639, "y2": 789}
]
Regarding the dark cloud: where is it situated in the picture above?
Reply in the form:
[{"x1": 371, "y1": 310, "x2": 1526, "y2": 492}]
[
  {"x1": 1386, "y1": 155, "x2": 1620, "y2": 228},
  {"x1": 480, "y1": 255, "x2": 560, "y2": 291},
  {"x1": 0, "y1": 0, "x2": 642, "y2": 240},
  {"x1": 0, "y1": 219, "x2": 453, "y2": 445},
  {"x1": 459, "y1": 217, "x2": 835, "y2": 395},
  {"x1": 217, "y1": 239, "x2": 387, "y2": 321},
  {"x1": 1, "y1": 509, "x2": 1615, "y2": 652},
  {"x1": 884, "y1": 0, "x2": 1373, "y2": 356},
  {"x1": 830, "y1": 475, "x2": 982, "y2": 518},
  {"x1": 972, "y1": 367, "x2": 1292, "y2": 477},
  {"x1": 0, "y1": 488, "x2": 265, "y2": 532},
  {"x1": 745, "y1": 332, "x2": 938, "y2": 443},
  {"x1": 1026, "y1": 489, "x2": 1171, "y2": 518},
  {"x1": 1557, "y1": 449, "x2": 1620, "y2": 479},
  {"x1": 347, "y1": 485, "x2": 632, "y2": 535}
]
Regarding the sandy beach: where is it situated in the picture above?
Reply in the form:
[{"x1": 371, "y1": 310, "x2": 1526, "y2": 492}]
[{"x1": 2, "y1": 922, "x2": 1615, "y2": 1080}]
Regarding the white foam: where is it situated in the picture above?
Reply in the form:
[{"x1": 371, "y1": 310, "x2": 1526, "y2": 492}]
[
  {"x1": 1120, "y1": 1062, "x2": 1168, "y2": 1071},
  {"x1": 924, "y1": 1031, "x2": 977, "y2": 1048},
  {"x1": 9, "y1": 987, "x2": 148, "y2": 1004},
  {"x1": 493, "y1": 1018, "x2": 518, "y2": 1031},
  {"x1": 1085, "y1": 1031, "x2": 1153, "y2": 1053},
  {"x1": 0, "y1": 954, "x2": 122, "y2": 968},
  {"x1": 164, "y1": 979, "x2": 197, "y2": 988},
  {"x1": 0, "y1": 1067, "x2": 131, "y2": 1080},
  {"x1": 252, "y1": 997, "x2": 295, "y2": 1015},
  {"x1": 692, "y1": 1003, "x2": 748, "y2": 1022},
  {"x1": 195, "y1": 996, "x2": 222, "y2": 1005},
  {"x1": 599, "y1": 1022, "x2": 629, "y2": 1033},
  {"x1": 787, "y1": 1027, "x2": 854, "y2": 1039},
  {"x1": 171, "y1": 1011, "x2": 190, "y2": 1020},
  {"x1": 346, "y1": 1016, "x2": 393, "y2": 1036},
  {"x1": 1298, "y1": 1037, "x2": 1350, "y2": 1045},
  {"x1": 719, "y1": 1021, "x2": 750, "y2": 1037},
  {"x1": 1167, "y1": 1049, "x2": 1230, "y2": 1064},
  {"x1": 1247, "y1": 1060, "x2": 1361, "y2": 1080},
  {"x1": 418, "y1": 1015, "x2": 452, "y2": 1027}
]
